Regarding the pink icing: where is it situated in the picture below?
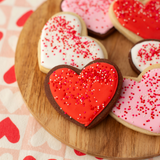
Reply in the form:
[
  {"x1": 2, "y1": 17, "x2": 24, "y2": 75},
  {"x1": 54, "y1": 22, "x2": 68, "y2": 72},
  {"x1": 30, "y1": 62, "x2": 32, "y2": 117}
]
[
  {"x1": 112, "y1": 69, "x2": 160, "y2": 133},
  {"x1": 61, "y1": 0, "x2": 114, "y2": 34}
]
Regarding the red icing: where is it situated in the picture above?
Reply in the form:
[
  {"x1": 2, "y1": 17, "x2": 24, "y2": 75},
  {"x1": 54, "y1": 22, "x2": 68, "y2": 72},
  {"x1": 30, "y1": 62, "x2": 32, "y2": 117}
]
[
  {"x1": 113, "y1": 0, "x2": 160, "y2": 39},
  {"x1": 49, "y1": 62, "x2": 118, "y2": 126}
]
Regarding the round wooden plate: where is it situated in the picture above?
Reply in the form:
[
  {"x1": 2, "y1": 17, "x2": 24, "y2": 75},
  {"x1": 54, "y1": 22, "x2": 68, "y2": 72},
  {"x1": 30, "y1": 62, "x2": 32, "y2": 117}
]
[{"x1": 15, "y1": 0, "x2": 160, "y2": 159}]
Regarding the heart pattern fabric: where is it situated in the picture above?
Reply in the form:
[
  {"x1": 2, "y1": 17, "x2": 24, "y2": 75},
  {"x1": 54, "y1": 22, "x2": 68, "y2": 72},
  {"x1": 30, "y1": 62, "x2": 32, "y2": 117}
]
[
  {"x1": 0, "y1": 117, "x2": 20, "y2": 143},
  {"x1": 0, "y1": 89, "x2": 24, "y2": 113},
  {"x1": 30, "y1": 128, "x2": 61, "y2": 150},
  {"x1": 0, "y1": 9, "x2": 6, "y2": 25},
  {"x1": 16, "y1": 10, "x2": 33, "y2": 27},
  {"x1": 113, "y1": 0, "x2": 160, "y2": 39},
  {"x1": 3, "y1": 65, "x2": 16, "y2": 84},
  {"x1": 39, "y1": 12, "x2": 106, "y2": 73},
  {"x1": 23, "y1": 156, "x2": 36, "y2": 160},
  {"x1": 0, "y1": 31, "x2": 3, "y2": 40},
  {"x1": 111, "y1": 67, "x2": 160, "y2": 134},
  {"x1": 74, "y1": 150, "x2": 86, "y2": 156},
  {"x1": 61, "y1": 0, "x2": 114, "y2": 35},
  {"x1": 45, "y1": 60, "x2": 122, "y2": 128},
  {"x1": 0, "y1": 153, "x2": 13, "y2": 160}
]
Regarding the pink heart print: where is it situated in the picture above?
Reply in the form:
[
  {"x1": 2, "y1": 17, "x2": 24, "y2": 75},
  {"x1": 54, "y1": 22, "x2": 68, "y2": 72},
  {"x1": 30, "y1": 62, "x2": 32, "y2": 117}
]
[{"x1": 112, "y1": 68, "x2": 160, "y2": 134}]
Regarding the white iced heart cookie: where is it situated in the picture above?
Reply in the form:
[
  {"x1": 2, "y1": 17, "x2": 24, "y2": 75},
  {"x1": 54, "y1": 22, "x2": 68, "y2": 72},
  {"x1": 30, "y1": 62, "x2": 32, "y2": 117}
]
[
  {"x1": 129, "y1": 40, "x2": 160, "y2": 74},
  {"x1": 38, "y1": 12, "x2": 108, "y2": 73}
]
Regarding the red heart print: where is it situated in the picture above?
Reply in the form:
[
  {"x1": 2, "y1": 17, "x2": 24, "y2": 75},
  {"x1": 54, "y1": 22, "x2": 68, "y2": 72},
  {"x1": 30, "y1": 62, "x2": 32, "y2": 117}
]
[
  {"x1": 0, "y1": 31, "x2": 3, "y2": 40},
  {"x1": 0, "y1": 117, "x2": 20, "y2": 143},
  {"x1": 74, "y1": 149, "x2": 86, "y2": 156},
  {"x1": 16, "y1": 10, "x2": 33, "y2": 27},
  {"x1": 0, "y1": 0, "x2": 4, "y2": 2},
  {"x1": 113, "y1": 0, "x2": 160, "y2": 39},
  {"x1": 95, "y1": 157, "x2": 103, "y2": 160},
  {"x1": 47, "y1": 61, "x2": 119, "y2": 127},
  {"x1": 23, "y1": 156, "x2": 56, "y2": 160},
  {"x1": 3, "y1": 65, "x2": 16, "y2": 84},
  {"x1": 23, "y1": 156, "x2": 36, "y2": 160}
]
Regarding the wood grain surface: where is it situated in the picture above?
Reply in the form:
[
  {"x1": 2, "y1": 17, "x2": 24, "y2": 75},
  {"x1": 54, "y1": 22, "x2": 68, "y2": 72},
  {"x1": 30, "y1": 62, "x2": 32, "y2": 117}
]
[{"x1": 15, "y1": 0, "x2": 160, "y2": 159}]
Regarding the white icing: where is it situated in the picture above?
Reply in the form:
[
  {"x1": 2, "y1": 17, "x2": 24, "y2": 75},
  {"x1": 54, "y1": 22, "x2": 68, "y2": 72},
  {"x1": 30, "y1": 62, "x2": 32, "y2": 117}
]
[
  {"x1": 41, "y1": 13, "x2": 104, "y2": 70},
  {"x1": 131, "y1": 41, "x2": 160, "y2": 72}
]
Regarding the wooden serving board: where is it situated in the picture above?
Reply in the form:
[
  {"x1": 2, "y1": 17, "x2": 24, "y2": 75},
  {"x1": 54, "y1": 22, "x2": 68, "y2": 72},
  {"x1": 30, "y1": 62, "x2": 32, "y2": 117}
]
[{"x1": 15, "y1": 0, "x2": 160, "y2": 159}]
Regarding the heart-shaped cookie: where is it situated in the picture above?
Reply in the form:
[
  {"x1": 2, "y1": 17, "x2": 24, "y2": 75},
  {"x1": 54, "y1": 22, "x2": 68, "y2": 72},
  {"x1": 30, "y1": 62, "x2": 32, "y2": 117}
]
[
  {"x1": 38, "y1": 12, "x2": 108, "y2": 74},
  {"x1": 45, "y1": 59, "x2": 123, "y2": 128},
  {"x1": 129, "y1": 39, "x2": 160, "y2": 74},
  {"x1": 110, "y1": 64, "x2": 160, "y2": 135},
  {"x1": 109, "y1": 0, "x2": 160, "y2": 43},
  {"x1": 61, "y1": 0, "x2": 115, "y2": 39}
]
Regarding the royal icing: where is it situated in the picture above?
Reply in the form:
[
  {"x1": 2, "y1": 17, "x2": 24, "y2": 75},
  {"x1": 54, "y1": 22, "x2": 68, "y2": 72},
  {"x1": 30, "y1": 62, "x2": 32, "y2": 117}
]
[
  {"x1": 49, "y1": 62, "x2": 118, "y2": 126},
  {"x1": 41, "y1": 13, "x2": 104, "y2": 70},
  {"x1": 61, "y1": 0, "x2": 114, "y2": 34},
  {"x1": 131, "y1": 41, "x2": 160, "y2": 72},
  {"x1": 112, "y1": 69, "x2": 160, "y2": 133},
  {"x1": 113, "y1": 0, "x2": 160, "y2": 39}
]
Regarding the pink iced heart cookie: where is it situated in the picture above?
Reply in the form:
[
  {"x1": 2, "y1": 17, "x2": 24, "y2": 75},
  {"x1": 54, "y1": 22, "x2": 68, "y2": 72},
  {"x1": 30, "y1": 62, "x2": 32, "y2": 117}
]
[
  {"x1": 109, "y1": 0, "x2": 160, "y2": 43},
  {"x1": 61, "y1": 0, "x2": 115, "y2": 39},
  {"x1": 110, "y1": 65, "x2": 160, "y2": 135},
  {"x1": 38, "y1": 12, "x2": 107, "y2": 73},
  {"x1": 129, "y1": 39, "x2": 160, "y2": 74}
]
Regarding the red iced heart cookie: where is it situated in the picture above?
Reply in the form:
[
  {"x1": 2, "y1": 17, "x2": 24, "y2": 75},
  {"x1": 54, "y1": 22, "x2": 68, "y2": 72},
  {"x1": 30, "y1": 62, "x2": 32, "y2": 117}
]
[
  {"x1": 111, "y1": 64, "x2": 160, "y2": 135},
  {"x1": 61, "y1": 0, "x2": 115, "y2": 39},
  {"x1": 0, "y1": 117, "x2": 20, "y2": 143},
  {"x1": 45, "y1": 59, "x2": 122, "y2": 128},
  {"x1": 109, "y1": 0, "x2": 160, "y2": 43}
]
